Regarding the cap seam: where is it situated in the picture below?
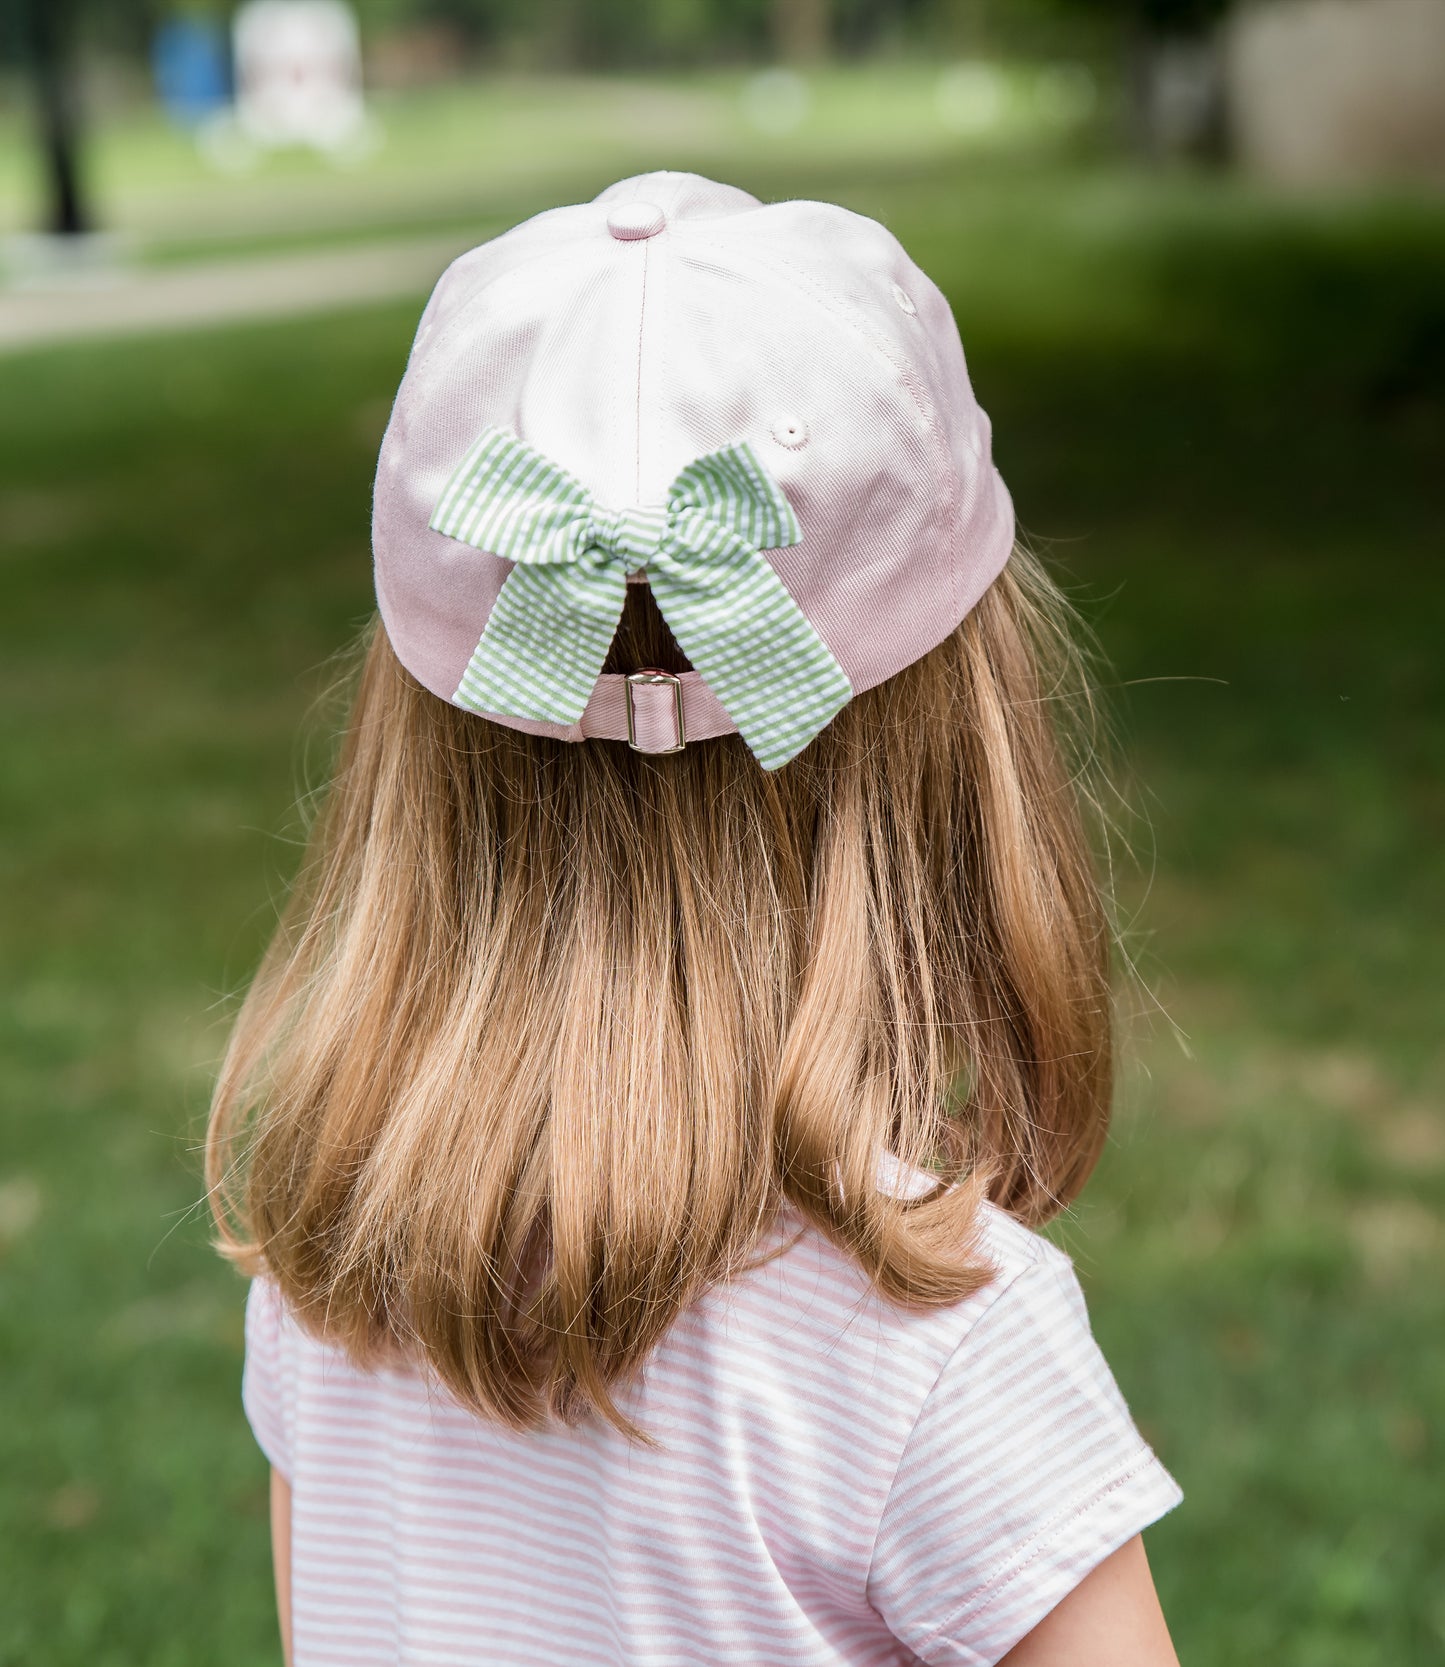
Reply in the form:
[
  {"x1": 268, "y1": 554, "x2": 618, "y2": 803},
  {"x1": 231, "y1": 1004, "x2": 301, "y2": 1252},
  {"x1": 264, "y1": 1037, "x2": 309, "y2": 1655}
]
[
  {"x1": 682, "y1": 230, "x2": 963, "y2": 619},
  {"x1": 416, "y1": 233, "x2": 612, "y2": 401},
  {"x1": 634, "y1": 235, "x2": 650, "y2": 502}
]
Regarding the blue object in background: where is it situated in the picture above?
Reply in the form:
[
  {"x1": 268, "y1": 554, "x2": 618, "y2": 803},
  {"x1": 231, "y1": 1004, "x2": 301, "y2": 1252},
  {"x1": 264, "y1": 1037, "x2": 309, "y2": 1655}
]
[{"x1": 153, "y1": 17, "x2": 232, "y2": 128}]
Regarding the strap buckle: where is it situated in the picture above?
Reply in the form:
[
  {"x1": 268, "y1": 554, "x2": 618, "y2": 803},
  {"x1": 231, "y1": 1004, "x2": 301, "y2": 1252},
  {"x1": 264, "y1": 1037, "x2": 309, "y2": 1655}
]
[{"x1": 625, "y1": 669, "x2": 686, "y2": 755}]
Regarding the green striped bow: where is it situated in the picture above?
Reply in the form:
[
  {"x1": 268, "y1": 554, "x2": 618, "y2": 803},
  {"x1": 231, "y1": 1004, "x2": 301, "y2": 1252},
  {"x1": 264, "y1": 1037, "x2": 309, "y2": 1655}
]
[{"x1": 429, "y1": 426, "x2": 852, "y2": 770}]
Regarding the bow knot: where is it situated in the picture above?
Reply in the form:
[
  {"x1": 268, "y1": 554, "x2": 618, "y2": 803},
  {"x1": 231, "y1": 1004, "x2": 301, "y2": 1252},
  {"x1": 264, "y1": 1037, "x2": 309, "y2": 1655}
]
[
  {"x1": 588, "y1": 502, "x2": 667, "y2": 572},
  {"x1": 428, "y1": 426, "x2": 851, "y2": 769}
]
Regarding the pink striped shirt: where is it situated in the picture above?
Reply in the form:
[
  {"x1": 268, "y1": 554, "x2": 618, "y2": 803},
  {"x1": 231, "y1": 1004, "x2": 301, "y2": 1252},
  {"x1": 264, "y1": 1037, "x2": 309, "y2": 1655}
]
[{"x1": 243, "y1": 1201, "x2": 1182, "y2": 1665}]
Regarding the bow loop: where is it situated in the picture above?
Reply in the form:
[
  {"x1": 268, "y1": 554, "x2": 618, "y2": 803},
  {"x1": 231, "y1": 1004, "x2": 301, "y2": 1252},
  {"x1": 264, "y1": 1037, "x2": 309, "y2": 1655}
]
[
  {"x1": 430, "y1": 427, "x2": 595, "y2": 566},
  {"x1": 429, "y1": 427, "x2": 851, "y2": 769},
  {"x1": 666, "y1": 441, "x2": 801, "y2": 554}
]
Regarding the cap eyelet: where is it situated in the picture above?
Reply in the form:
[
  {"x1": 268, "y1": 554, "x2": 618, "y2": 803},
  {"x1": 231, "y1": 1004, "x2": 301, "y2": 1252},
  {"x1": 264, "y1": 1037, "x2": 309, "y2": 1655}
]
[
  {"x1": 891, "y1": 282, "x2": 917, "y2": 316},
  {"x1": 771, "y1": 417, "x2": 809, "y2": 449}
]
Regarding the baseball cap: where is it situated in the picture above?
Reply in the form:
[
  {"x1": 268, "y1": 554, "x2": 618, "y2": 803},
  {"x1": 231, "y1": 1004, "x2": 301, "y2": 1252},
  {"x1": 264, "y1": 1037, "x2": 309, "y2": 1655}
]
[{"x1": 372, "y1": 170, "x2": 1014, "y2": 769}]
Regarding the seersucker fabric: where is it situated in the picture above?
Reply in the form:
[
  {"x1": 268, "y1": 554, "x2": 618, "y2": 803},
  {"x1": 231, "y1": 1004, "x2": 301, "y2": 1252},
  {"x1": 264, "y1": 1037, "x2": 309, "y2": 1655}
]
[{"x1": 427, "y1": 425, "x2": 851, "y2": 768}]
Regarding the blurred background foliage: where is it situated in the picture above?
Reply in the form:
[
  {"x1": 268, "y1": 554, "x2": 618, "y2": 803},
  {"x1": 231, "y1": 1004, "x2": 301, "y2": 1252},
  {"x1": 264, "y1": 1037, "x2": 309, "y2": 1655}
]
[
  {"x1": 2, "y1": 0, "x2": 1151, "y2": 66},
  {"x1": 1, "y1": 1, "x2": 1443, "y2": 1664}
]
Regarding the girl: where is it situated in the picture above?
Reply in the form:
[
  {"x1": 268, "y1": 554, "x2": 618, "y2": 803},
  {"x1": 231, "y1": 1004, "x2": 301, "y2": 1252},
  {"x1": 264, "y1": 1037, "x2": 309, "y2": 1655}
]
[{"x1": 209, "y1": 172, "x2": 1183, "y2": 1667}]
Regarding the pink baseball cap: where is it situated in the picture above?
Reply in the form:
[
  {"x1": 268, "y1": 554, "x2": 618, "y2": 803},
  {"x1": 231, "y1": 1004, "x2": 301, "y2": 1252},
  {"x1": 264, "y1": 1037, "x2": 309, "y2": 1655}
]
[{"x1": 372, "y1": 170, "x2": 1014, "y2": 768}]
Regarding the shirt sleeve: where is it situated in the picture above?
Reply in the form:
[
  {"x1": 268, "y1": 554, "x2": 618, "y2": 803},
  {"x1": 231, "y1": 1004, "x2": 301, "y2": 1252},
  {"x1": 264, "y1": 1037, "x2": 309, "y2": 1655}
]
[
  {"x1": 242, "y1": 1275, "x2": 297, "y2": 1480},
  {"x1": 867, "y1": 1244, "x2": 1182, "y2": 1666}
]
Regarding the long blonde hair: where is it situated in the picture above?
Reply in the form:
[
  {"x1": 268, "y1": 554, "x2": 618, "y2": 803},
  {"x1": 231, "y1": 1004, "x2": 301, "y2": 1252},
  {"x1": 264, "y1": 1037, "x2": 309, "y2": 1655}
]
[{"x1": 208, "y1": 545, "x2": 1121, "y2": 1434}]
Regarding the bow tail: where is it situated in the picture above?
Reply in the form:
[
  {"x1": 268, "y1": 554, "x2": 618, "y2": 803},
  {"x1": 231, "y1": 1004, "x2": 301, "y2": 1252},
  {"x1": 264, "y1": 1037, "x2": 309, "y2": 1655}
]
[
  {"x1": 649, "y1": 541, "x2": 853, "y2": 771},
  {"x1": 453, "y1": 560, "x2": 626, "y2": 726}
]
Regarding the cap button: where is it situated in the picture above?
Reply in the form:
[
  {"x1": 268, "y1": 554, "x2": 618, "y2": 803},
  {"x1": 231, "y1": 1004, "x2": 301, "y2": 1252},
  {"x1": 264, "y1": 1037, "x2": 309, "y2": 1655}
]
[{"x1": 607, "y1": 202, "x2": 666, "y2": 241}]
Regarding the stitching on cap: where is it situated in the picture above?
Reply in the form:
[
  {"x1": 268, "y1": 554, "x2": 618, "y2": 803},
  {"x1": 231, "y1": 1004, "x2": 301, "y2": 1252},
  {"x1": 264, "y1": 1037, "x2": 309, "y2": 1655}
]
[
  {"x1": 418, "y1": 227, "x2": 590, "y2": 389},
  {"x1": 684, "y1": 229, "x2": 963, "y2": 619},
  {"x1": 634, "y1": 235, "x2": 650, "y2": 502}
]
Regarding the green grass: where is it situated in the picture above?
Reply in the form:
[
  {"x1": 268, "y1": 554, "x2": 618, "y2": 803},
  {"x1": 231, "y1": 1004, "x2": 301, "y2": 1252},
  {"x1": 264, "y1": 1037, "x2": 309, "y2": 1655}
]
[{"x1": 2, "y1": 82, "x2": 1445, "y2": 1667}]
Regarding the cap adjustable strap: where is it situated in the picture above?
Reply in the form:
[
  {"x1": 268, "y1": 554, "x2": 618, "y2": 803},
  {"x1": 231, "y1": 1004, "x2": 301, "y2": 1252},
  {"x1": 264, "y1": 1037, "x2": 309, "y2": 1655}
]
[
  {"x1": 624, "y1": 670, "x2": 686, "y2": 755},
  {"x1": 574, "y1": 670, "x2": 734, "y2": 751}
]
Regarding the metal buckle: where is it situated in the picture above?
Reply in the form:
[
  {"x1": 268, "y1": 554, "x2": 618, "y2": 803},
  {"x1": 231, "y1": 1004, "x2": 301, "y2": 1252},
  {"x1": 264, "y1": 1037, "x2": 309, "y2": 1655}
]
[{"x1": 625, "y1": 669, "x2": 686, "y2": 754}]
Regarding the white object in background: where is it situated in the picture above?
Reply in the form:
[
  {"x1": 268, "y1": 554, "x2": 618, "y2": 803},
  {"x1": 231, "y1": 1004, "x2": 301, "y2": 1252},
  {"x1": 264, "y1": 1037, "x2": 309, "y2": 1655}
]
[{"x1": 233, "y1": 0, "x2": 376, "y2": 157}]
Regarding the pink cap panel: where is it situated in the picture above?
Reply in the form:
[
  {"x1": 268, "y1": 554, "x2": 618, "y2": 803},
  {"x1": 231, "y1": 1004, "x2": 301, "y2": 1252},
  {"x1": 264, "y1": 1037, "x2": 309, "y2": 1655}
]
[{"x1": 372, "y1": 171, "x2": 1014, "y2": 749}]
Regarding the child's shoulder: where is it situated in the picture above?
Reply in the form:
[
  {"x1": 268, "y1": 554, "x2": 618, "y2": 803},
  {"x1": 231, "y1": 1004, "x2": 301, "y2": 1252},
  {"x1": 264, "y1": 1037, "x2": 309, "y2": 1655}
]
[
  {"x1": 768, "y1": 1190, "x2": 1072, "y2": 1312},
  {"x1": 970, "y1": 1197, "x2": 1084, "y2": 1311},
  {"x1": 969, "y1": 1195, "x2": 1071, "y2": 1275},
  {"x1": 242, "y1": 1193, "x2": 1087, "y2": 1451},
  {"x1": 707, "y1": 1194, "x2": 1081, "y2": 1414}
]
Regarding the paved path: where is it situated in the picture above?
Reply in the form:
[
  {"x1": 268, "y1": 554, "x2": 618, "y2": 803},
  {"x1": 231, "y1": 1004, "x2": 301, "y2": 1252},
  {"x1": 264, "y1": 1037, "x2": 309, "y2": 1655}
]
[{"x1": 0, "y1": 231, "x2": 472, "y2": 354}]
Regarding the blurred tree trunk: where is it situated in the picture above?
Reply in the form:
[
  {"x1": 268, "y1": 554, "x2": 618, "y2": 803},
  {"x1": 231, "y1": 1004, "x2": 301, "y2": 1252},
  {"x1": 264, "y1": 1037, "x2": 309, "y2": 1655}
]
[
  {"x1": 537, "y1": 0, "x2": 585, "y2": 69},
  {"x1": 21, "y1": 0, "x2": 92, "y2": 235},
  {"x1": 1123, "y1": 17, "x2": 1229, "y2": 162},
  {"x1": 773, "y1": 0, "x2": 831, "y2": 62},
  {"x1": 934, "y1": 0, "x2": 989, "y2": 56}
]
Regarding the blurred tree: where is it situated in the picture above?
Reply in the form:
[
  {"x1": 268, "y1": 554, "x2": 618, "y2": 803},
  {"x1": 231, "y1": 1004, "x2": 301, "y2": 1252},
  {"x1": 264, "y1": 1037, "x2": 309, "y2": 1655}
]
[
  {"x1": 347, "y1": 0, "x2": 917, "y2": 66},
  {"x1": 404, "y1": 0, "x2": 772, "y2": 67},
  {"x1": 1056, "y1": 0, "x2": 1232, "y2": 158},
  {"x1": 1063, "y1": 0, "x2": 1229, "y2": 25},
  {"x1": 74, "y1": 0, "x2": 170, "y2": 54},
  {"x1": 0, "y1": 0, "x2": 1107, "y2": 83},
  {"x1": 2, "y1": 0, "x2": 187, "y2": 233},
  {"x1": 773, "y1": 0, "x2": 832, "y2": 61},
  {"x1": 18, "y1": 0, "x2": 93, "y2": 235}
]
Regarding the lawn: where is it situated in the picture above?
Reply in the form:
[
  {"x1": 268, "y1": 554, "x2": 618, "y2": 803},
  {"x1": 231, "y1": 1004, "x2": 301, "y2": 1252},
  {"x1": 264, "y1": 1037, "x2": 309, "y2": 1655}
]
[{"x1": 2, "y1": 75, "x2": 1443, "y2": 1667}]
